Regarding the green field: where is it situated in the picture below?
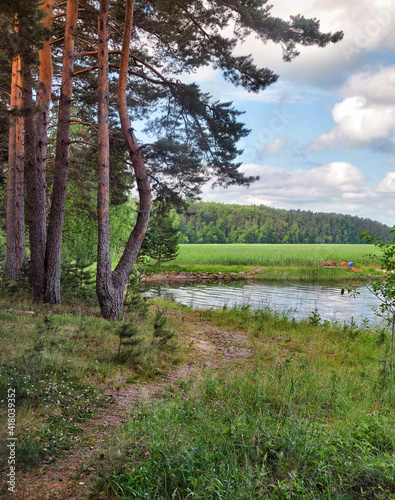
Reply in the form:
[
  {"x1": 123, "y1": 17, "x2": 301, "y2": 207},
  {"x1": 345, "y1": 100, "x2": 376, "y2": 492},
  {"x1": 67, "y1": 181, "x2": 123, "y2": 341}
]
[{"x1": 170, "y1": 244, "x2": 380, "y2": 268}]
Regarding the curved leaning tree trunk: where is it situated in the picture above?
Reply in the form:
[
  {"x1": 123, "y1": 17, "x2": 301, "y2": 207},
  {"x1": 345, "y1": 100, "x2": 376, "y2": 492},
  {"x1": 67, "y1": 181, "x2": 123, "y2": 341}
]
[
  {"x1": 96, "y1": 0, "x2": 151, "y2": 320},
  {"x1": 44, "y1": 0, "x2": 79, "y2": 304}
]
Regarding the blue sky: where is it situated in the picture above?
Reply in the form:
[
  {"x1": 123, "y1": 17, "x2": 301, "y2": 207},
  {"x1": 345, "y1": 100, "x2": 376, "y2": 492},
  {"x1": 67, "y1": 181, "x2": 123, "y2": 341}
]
[{"x1": 193, "y1": 0, "x2": 395, "y2": 226}]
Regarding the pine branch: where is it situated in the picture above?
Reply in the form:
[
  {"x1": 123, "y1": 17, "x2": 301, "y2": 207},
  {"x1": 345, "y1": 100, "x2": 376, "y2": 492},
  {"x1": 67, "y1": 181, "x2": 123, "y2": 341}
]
[{"x1": 69, "y1": 139, "x2": 97, "y2": 148}]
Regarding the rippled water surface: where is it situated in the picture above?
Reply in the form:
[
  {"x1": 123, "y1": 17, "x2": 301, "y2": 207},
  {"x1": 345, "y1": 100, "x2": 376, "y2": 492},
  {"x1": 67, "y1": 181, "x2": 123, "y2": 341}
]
[{"x1": 142, "y1": 281, "x2": 383, "y2": 325}]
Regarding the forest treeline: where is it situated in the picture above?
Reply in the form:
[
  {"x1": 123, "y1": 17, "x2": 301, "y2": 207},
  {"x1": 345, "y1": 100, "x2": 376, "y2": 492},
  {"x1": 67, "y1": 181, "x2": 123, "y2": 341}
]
[{"x1": 178, "y1": 202, "x2": 391, "y2": 244}]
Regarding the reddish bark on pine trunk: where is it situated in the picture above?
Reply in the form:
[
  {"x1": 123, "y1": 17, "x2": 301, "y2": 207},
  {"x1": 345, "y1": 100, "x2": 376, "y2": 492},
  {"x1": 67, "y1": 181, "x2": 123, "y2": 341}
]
[
  {"x1": 44, "y1": 0, "x2": 79, "y2": 304},
  {"x1": 24, "y1": 0, "x2": 53, "y2": 301},
  {"x1": 6, "y1": 54, "x2": 18, "y2": 278},
  {"x1": 114, "y1": 0, "x2": 151, "y2": 285},
  {"x1": 6, "y1": 48, "x2": 25, "y2": 279},
  {"x1": 96, "y1": 0, "x2": 151, "y2": 319},
  {"x1": 96, "y1": 0, "x2": 121, "y2": 318}
]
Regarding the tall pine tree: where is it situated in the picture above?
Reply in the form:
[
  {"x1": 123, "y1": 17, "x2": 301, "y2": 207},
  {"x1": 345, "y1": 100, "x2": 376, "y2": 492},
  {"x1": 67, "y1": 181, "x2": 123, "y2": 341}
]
[{"x1": 1, "y1": 0, "x2": 343, "y2": 317}]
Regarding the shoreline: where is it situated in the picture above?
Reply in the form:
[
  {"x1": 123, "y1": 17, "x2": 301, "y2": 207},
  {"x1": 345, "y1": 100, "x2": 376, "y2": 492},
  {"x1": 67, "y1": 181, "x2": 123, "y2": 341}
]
[
  {"x1": 141, "y1": 266, "x2": 375, "y2": 284},
  {"x1": 142, "y1": 268, "x2": 261, "y2": 283}
]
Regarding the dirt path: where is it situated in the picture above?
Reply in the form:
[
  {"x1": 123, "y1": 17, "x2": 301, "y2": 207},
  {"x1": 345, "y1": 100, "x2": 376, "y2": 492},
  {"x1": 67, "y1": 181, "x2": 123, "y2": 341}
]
[{"x1": 11, "y1": 309, "x2": 255, "y2": 500}]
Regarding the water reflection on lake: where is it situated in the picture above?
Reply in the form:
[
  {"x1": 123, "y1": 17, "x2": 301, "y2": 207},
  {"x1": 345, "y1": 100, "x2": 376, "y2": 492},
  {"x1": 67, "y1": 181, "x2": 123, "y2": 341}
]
[{"x1": 142, "y1": 281, "x2": 384, "y2": 325}]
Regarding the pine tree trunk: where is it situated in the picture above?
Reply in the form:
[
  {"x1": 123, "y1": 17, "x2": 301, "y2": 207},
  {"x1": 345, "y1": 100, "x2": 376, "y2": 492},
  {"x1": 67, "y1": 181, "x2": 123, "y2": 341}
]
[
  {"x1": 44, "y1": 0, "x2": 79, "y2": 304},
  {"x1": 96, "y1": 0, "x2": 120, "y2": 319},
  {"x1": 6, "y1": 55, "x2": 18, "y2": 278},
  {"x1": 114, "y1": 0, "x2": 151, "y2": 276},
  {"x1": 6, "y1": 51, "x2": 25, "y2": 279},
  {"x1": 24, "y1": 0, "x2": 53, "y2": 301},
  {"x1": 21, "y1": 56, "x2": 46, "y2": 301},
  {"x1": 14, "y1": 57, "x2": 25, "y2": 273},
  {"x1": 113, "y1": 0, "x2": 151, "y2": 302},
  {"x1": 96, "y1": 0, "x2": 151, "y2": 319}
]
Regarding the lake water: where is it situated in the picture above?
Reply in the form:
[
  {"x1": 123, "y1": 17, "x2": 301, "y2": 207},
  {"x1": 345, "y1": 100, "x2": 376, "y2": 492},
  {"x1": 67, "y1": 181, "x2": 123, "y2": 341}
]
[{"x1": 142, "y1": 281, "x2": 384, "y2": 326}]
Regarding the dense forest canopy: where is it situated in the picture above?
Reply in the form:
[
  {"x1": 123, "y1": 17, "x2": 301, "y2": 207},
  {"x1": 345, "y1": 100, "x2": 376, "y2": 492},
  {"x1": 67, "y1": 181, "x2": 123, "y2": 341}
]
[{"x1": 179, "y1": 202, "x2": 391, "y2": 244}]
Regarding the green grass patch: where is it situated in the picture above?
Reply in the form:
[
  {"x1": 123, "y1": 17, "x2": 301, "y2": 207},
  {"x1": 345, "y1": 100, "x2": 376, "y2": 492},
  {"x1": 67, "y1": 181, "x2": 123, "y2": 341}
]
[
  {"x1": 1, "y1": 290, "x2": 394, "y2": 498},
  {"x1": 0, "y1": 303, "x2": 181, "y2": 480},
  {"x1": 167, "y1": 244, "x2": 381, "y2": 268},
  {"x1": 98, "y1": 303, "x2": 395, "y2": 499},
  {"x1": 101, "y1": 363, "x2": 395, "y2": 499},
  {"x1": 148, "y1": 264, "x2": 372, "y2": 283}
]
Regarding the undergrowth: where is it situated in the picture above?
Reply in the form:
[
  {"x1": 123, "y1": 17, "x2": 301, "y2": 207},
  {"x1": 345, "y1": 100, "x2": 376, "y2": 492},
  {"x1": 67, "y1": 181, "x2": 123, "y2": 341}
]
[
  {"x1": 97, "y1": 303, "x2": 395, "y2": 500},
  {"x1": 168, "y1": 244, "x2": 381, "y2": 268},
  {"x1": 0, "y1": 296, "x2": 180, "y2": 487},
  {"x1": 0, "y1": 287, "x2": 394, "y2": 499},
  {"x1": 99, "y1": 359, "x2": 395, "y2": 499}
]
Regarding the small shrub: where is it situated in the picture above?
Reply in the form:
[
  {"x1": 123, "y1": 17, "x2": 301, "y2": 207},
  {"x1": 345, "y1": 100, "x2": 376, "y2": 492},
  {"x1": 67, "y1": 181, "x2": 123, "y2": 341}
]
[
  {"x1": 115, "y1": 322, "x2": 142, "y2": 364},
  {"x1": 60, "y1": 260, "x2": 95, "y2": 300},
  {"x1": 308, "y1": 308, "x2": 322, "y2": 326},
  {"x1": 153, "y1": 308, "x2": 174, "y2": 350},
  {"x1": 124, "y1": 278, "x2": 148, "y2": 320}
]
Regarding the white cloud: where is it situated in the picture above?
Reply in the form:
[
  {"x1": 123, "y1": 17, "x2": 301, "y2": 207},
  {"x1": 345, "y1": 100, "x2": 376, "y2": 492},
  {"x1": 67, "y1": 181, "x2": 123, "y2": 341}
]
[
  {"x1": 231, "y1": 0, "x2": 395, "y2": 91},
  {"x1": 309, "y1": 67, "x2": 395, "y2": 150},
  {"x1": 263, "y1": 138, "x2": 288, "y2": 156},
  {"x1": 341, "y1": 66, "x2": 395, "y2": 104},
  {"x1": 275, "y1": 0, "x2": 395, "y2": 52},
  {"x1": 376, "y1": 171, "x2": 395, "y2": 193},
  {"x1": 182, "y1": 1, "x2": 395, "y2": 103},
  {"x1": 301, "y1": 162, "x2": 367, "y2": 189},
  {"x1": 202, "y1": 162, "x2": 395, "y2": 225},
  {"x1": 239, "y1": 162, "x2": 367, "y2": 199},
  {"x1": 332, "y1": 0, "x2": 395, "y2": 53}
]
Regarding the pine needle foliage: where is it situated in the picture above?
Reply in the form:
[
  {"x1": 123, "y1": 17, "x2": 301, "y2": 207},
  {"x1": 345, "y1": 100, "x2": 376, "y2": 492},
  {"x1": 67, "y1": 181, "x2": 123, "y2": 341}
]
[
  {"x1": 124, "y1": 273, "x2": 149, "y2": 320},
  {"x1": 139, "y1": 201, "x2": 180, "y2": 267},
  {"x1": 115, "y1": 322, "x2": 142, "y2": 364},
  {"x1": 153, "y1": 308, "x2": 175, "y2": 350}
]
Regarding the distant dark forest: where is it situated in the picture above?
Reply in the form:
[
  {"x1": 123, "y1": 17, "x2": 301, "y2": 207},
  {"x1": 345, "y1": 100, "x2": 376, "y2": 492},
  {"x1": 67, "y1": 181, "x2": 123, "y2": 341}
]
[{"x1": 179, "y1": 202, "x2": 391, "y2": 244}]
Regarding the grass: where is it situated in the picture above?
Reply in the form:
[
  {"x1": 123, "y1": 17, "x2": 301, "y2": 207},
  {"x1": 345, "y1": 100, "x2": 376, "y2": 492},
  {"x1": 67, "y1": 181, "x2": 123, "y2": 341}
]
[
  {"x1": 101, "y1": 368, "x2": 395, "y2": 499},
  {"x1": 88, "y1": 244, "x2": 383, "y2": 283},
  {"x1": 98, "y1": 302, "x2": 395, "y2": 499},
  {"x1": 1, "y1": 278, "x2": 395, "y2": 498},
  {"x1": 142, "y1": 244, "x2": 384, "y2": 282},
  {"x1": 147, "y1": 263, "x2": 375, "y2": 284},
  {"x1": 0, "y1": 294, "x2": 181, "y2": 485},
  {"x1": 165, "y1": 244, "x2": 381, "y2": 268}
]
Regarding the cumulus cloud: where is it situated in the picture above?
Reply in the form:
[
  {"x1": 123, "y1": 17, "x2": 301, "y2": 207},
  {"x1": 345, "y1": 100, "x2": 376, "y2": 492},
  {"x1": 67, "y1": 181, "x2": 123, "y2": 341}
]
[
  {"x1": 230, "y1": 0, "x2": 395, "y2": 91},
  {"x1": 341, "y1": 66, "x2": 395, "y2": 103},
  {"x1": 236, "y1": 162, "x2": 367, "y2": 200},
  {"x1": 309, "y1": 67, "x2": 395, "y2": 150},
  {"x1": 184, "y1": 1, "x2": 395, "y2": 100},
  {"x1": 262, "y1": 138, "x2": 288, "y2": 156},
  {"x1": 376, "y1": 172, "x2": 395, "y2": 193},
  {"x1": 332, "y1": 0, "x2": 395, "y2": 54},
  {"x1": 202, "y1": 162, "x2": 395, "y2": 225}
]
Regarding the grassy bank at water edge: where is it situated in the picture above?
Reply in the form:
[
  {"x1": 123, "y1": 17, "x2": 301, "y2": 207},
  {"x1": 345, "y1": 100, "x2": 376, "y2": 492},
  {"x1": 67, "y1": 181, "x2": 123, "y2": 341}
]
[
  {"x1": 0, "y1": 294, "x2": 394, "y2": 499},
  {"x1": 142, "y1": 244, "x2": 382, "y2": 281},
  {"x1": 100, "y1": 300, "x2": 395, "y2": 499}
]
